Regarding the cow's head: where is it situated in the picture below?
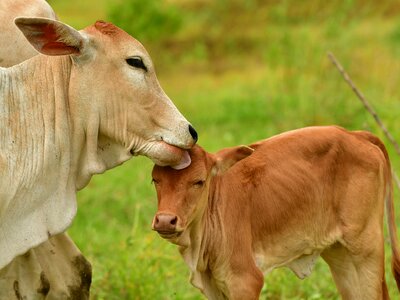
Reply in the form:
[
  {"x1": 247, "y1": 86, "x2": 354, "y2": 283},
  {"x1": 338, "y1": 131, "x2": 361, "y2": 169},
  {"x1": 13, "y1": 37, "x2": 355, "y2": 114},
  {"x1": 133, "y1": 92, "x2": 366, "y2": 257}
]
[
  {"x1": 14, "y1": 17, "x2": 197, "y2": 174},
  {"x1": 151, "y1": 144, "x2": 253, "y2": 245}
]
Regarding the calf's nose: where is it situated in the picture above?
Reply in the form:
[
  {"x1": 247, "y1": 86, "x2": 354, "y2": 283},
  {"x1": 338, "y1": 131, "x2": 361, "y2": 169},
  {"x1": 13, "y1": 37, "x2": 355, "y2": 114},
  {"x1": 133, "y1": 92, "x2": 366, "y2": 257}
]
[
  {"x1": 188, "y1": 124, "x2": 198, "y2": 143},
  {"x1": 153, "y1": 213, "x2": 178, "y2": 233}
]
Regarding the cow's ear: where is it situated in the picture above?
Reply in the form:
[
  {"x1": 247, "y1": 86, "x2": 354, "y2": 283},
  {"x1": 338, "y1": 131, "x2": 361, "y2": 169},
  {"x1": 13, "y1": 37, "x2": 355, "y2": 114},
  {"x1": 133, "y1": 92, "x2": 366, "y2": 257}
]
[
  {"x1": 213, "y1": 145, "x2": 254, "y2": 175},
  {"x1": 14, "y1": 17, "x2": 87, "y2": 56}
]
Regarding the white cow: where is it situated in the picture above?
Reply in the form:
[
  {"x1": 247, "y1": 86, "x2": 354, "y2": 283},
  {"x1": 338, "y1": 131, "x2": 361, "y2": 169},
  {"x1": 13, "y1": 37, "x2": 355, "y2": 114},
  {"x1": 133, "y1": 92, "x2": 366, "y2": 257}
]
[{"x1": 0, "y1": 16, "x2": 197, "y2": 299}]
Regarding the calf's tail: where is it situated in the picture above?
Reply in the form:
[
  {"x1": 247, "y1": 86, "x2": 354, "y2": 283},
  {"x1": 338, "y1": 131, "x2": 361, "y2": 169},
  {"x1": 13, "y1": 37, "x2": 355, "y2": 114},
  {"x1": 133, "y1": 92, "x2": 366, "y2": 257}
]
[
  {"x1": 360, "y1": 131, "x2": 400, "y2": 291},
  {"x1": 384, "y1": 154, "x2": 400, "y2": 292}
]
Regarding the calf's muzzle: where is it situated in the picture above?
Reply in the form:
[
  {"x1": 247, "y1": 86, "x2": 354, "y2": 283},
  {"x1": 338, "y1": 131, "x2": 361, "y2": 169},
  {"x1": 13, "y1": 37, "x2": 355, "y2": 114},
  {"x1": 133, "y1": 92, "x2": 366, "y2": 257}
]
[{"x1": 152, "y1": 213, "x2": 179, "y2": 235}]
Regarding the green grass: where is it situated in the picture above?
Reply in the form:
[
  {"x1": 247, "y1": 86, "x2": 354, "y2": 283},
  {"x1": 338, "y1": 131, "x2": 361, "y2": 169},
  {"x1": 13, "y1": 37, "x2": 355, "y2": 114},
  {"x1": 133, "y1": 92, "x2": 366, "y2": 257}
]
[{"x1": 47, "y1": 0, "x2": 400, "y2": 298}]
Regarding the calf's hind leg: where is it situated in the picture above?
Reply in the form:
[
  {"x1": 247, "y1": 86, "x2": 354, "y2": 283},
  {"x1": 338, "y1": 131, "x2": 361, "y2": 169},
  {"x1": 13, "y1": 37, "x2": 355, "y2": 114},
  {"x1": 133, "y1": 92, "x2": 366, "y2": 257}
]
[{"x1": 321, "y1": 239, "x2": 388, "y2": 300}]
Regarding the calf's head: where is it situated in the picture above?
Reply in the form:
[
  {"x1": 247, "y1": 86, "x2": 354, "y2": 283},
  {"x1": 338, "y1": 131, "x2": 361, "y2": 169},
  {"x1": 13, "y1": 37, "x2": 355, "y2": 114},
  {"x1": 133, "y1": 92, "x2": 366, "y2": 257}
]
[
  {"x1": 151, "y1": 144, "x2": 253, "y2": 244},
  {"x1": 15, "y1": 17, "x2": 197, "y2": 170}
]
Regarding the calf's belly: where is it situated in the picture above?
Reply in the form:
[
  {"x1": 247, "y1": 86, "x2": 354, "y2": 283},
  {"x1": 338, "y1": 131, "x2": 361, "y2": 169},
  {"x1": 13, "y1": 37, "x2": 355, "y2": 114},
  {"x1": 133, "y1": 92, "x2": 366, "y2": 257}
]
[{"x1": 254, "y1": 228, "x2": 341, "y2": 279}]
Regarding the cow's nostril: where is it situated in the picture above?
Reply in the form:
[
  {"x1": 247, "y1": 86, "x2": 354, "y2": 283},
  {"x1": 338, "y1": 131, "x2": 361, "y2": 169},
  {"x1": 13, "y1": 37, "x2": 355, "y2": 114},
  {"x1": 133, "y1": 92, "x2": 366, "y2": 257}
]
[
  {"x1": 170, "y1": 216, "x2": 177, "y2": 226},
  {"x1": 188, "y1": 124, "x2": 198, "y2": 142}
]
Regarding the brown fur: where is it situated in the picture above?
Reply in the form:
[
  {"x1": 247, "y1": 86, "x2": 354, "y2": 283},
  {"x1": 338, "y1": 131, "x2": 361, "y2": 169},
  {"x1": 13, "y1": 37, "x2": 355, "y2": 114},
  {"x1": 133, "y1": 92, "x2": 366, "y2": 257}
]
[
  {"x1": 152, "y1": 126, "x2": 400, "y2": 300},
  {"x1": 355, "y1": 131, "x2": 400, "y2": 292},
  {"x1": 94, "y1": 20, "x2": 120, "y2": 36}
]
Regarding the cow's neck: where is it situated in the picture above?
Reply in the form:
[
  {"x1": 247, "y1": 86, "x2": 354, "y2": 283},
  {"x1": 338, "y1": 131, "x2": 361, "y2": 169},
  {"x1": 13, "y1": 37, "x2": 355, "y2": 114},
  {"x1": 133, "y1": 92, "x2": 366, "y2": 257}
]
[
  {"x1": 1, "y1": 54, "x2": 73, "y2": 184},
  {"x1": 66, "y1": 79, "x2": 132, "y2": 191},
  {"x1": 0, "y1": 54, "x2": 130, "y2": 270},
  {"x1": 4, "y1": 54, "x2": 74, "y2": 176},
  {"x1": 0, "y1": 55, "x2": 78, "y2": 269}
]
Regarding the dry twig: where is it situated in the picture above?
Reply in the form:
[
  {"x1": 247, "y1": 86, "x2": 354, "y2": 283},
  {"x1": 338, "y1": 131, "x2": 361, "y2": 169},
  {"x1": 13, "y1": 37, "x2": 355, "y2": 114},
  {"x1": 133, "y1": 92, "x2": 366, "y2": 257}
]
[{"x1": 327, "y1": 51, "x2": 400, "y2": 189}]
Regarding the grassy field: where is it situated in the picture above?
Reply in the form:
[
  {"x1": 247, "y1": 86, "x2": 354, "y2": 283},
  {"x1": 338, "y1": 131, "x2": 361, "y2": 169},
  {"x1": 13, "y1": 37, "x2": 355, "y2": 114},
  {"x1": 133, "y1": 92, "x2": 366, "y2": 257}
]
[{"x1": 48, "y1": 0, "x2": 400, "y2": 298}]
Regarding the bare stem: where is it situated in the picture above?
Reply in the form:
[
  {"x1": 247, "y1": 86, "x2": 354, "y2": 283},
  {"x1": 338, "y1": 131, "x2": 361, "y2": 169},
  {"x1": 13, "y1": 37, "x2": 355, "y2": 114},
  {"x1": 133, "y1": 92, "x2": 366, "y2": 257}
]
[{"x1": 328, "y1": 51, "x2": 400, "y2": 189}]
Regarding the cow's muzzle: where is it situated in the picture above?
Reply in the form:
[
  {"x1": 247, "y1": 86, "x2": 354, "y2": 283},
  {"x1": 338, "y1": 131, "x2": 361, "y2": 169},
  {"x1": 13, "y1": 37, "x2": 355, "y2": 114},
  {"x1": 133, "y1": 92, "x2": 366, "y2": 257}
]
[
  {"x1": 188, "y1": 124, "x2": 198, "y2": 143},
  {"x1": 152, "y1": 213, "x2": 182, "y2": 239}
]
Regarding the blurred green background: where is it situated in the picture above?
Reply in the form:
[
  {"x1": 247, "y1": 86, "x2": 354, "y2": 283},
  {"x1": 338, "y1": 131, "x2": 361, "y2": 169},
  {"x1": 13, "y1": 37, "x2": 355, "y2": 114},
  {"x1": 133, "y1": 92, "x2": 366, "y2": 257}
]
[{"x1": 47, "y1": 0, "x2": 400, "y2": 298}]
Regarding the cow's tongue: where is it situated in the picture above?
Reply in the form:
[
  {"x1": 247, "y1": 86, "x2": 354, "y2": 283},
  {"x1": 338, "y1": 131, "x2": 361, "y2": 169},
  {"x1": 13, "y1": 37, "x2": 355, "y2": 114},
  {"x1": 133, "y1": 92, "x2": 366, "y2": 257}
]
[
  {"x1": 153, "y1": 142, "x2": 191, "y2": 169},
  {"x1": 171, "y1": 150, "x2": 191, "y2": 170}
]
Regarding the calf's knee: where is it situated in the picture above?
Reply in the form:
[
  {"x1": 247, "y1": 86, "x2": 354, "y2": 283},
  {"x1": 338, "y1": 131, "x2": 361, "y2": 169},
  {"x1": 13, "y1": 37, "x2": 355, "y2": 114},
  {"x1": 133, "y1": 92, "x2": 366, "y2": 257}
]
[{"x1": 228, "y1": 269, "x2": 264, "y2": 300}]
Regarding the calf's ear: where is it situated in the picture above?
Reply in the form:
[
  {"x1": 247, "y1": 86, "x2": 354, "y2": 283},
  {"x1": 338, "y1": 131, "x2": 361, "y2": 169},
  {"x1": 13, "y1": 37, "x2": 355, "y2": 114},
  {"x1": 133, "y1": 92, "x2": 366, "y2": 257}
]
[
  {"x1": 213, "y1": 145, "x2": 254, "y2": 175},
  {"x1": 14, "y1": 17, "x2": 87, "y2": 56}
]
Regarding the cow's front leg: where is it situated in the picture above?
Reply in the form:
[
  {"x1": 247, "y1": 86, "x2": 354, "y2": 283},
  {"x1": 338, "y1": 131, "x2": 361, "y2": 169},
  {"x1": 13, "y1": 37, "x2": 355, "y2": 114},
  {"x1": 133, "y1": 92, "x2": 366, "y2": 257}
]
[
  {"x1": 0, "y1": 233, "x2": 91, "y2": 300},
  {"x1": 35, "y1": 233, "x2": 92, "y2": 299}
]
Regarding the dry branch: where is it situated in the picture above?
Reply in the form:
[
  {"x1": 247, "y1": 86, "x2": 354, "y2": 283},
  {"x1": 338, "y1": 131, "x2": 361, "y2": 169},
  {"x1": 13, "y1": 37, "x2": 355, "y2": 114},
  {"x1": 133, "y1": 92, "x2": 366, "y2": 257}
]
[{"x1": 327, "y1": 51, "x2": 400, "y2": 189}]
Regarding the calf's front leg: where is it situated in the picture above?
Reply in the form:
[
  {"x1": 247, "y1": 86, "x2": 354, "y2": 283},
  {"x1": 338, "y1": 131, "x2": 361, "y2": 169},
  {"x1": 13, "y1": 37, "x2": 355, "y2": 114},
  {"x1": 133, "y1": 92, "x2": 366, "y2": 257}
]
[{"x1": 225, "y1": 259, "x2": 264, "y2": 300}]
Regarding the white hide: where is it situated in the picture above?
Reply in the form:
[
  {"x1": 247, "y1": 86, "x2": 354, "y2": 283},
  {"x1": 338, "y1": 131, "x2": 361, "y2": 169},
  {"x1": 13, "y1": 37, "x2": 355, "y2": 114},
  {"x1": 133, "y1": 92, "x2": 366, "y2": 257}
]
[
  {"x1": 0, "y1": 17, "x2": 196, "y2": 269},
  {"x1": 0, "y1": 55, "x2": 77, "y2": 270},
  {"x1": 0, "y1": 3, "x2": 92, "y2": 299}
]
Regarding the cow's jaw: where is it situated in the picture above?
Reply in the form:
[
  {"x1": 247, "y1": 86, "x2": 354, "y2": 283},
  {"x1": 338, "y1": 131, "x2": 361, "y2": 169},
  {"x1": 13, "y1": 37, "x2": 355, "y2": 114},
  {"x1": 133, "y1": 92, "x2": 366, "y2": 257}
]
[{"x1": 129, "y1": 139, "x2": 192, "y2": 169}]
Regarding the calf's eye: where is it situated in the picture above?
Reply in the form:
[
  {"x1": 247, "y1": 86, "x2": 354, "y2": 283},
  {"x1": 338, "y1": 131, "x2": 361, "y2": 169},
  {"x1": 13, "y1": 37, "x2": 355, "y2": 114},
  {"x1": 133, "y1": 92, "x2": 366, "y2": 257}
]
[
  {"x1": 193, "y1": 180, "x2": 205, "y2": 188},
  {"x1": 126, "y1": 57, "x2": 147, "y2": 71}
]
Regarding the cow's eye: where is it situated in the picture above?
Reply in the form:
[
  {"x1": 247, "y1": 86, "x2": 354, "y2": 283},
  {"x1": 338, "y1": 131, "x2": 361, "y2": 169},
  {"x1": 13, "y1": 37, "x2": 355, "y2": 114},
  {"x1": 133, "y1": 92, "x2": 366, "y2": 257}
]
[
  {"x1": 151, "y1": 178, "x2": 159, "y2": 185},
  {"x1": 126, "y1": 57, "x2": 147, "y2": 71},
  {"x1": 193, "y1": 180, "x2": 205, "y2": 188}
]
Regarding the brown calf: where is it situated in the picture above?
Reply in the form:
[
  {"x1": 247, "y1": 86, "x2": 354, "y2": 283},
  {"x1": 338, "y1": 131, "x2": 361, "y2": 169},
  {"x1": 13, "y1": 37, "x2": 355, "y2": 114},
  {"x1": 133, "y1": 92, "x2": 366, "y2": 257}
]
[{"x1": 151, "y1": 126, "x2": 400, "y2": 300}]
